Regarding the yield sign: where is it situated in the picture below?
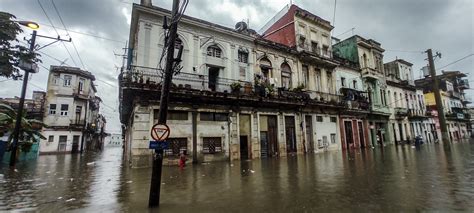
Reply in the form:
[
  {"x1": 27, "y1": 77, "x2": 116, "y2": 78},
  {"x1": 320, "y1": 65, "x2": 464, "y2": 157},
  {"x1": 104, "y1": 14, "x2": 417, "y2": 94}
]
[{"x1": 150, "y1": 123, "x2": 170, "y2": 141}]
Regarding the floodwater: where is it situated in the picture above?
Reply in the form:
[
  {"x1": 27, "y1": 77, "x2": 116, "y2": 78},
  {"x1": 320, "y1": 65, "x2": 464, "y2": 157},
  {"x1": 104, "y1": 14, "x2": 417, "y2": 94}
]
[{"x1": 1, "y1": 142, "x2": 473, "y2": 212}]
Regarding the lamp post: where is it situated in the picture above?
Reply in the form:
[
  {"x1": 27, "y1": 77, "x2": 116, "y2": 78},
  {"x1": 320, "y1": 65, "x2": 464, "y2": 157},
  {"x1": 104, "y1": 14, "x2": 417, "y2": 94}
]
[{"x1": 9, "y1": 21, "x2": 39, "y2": 167}]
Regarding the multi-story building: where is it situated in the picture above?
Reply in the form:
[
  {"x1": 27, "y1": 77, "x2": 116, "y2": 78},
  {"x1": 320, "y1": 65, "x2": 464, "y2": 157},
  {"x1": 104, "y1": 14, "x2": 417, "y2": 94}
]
[
  {"x1": 384, "y1": 59, "x2": 432, "y2": 144},
  {"x1": 0, "y1": 91, "x2": 46, "y2": 121},
  {"x1": 120, "y1": 3, "x2": 350, "y2": 167},
  {"x1": 40, "y1": 66, "x2": 106, "y2": 154},
  {"x1": 334, "y1": 57, "x2": 370, "y2": 150},
  {"x1": 415, "y1": 71, "x2": 471, "y2": 142},
  {"x1": 333, "y1": 35, "x2": 390, "y2": 147}
]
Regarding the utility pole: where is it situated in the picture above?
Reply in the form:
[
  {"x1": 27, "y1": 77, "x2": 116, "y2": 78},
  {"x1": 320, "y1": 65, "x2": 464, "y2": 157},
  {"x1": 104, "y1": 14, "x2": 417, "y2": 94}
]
[
  {"x1": 9, "y1": 30, "x2": 36, "y2": 167},
  {"x1": 426, "y1": 49, "x2": 450, "y2": 144},
  {"x1": 148, "y1": 0, "x2": 181, "y2": 207}
]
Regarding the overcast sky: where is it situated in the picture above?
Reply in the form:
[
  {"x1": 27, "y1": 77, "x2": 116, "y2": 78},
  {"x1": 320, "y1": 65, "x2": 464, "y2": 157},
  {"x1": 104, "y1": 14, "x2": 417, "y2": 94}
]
[{"x1": 1, "y1": 0, "x2": 473, "y2": 133}]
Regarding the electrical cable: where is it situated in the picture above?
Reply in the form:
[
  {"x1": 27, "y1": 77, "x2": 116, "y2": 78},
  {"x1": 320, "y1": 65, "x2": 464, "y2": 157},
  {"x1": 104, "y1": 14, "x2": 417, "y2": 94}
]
[
  {"x1": 37, "y1": 0, "x2": 78, "y2": 67},
  {"x1": 437, "y1": 53, "x2": 474, "y2": 70},
  {"x1": 51, "y1": 0, "x2": 86, "y2": 70}
]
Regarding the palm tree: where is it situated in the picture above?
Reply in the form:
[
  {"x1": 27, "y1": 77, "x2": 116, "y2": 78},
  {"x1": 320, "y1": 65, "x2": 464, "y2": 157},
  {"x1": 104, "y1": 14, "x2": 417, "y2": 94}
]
[{"x1": 0, "y1": 103, "x2": 46, "y2": 153}]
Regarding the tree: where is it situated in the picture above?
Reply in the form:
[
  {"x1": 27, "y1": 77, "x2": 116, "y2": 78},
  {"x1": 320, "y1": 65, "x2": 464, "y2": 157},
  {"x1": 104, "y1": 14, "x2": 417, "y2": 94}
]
[
  {"x1": 0, "y1": 103, "x2": 46, "y2": 152},
  {"x1": 0, "y1": 12, "x2": 40, "y2": 80}
]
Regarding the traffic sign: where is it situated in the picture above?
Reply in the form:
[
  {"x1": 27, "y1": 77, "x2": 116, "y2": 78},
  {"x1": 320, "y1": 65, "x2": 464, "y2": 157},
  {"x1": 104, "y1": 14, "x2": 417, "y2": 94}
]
[
  {"x1": 149, "y1": 141, "x2": 169, "y2": 150},
  {"x1": 150, "y1": 123, "x2": 170, "y2": 141}
]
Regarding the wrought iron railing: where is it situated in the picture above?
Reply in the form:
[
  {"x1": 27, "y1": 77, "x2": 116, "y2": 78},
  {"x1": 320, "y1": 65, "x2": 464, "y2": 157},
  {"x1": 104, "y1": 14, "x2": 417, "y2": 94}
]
[{"x1": 122, "y1": 65, "x2": 251, "y2": 93}]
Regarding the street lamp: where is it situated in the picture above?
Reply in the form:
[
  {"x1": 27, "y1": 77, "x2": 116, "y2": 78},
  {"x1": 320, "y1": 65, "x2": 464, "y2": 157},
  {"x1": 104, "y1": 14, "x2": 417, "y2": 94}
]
[
  {"x1": 17, "y1": 21, "x2": 40, "y2": 30},
  {"x1": 9, "y1": 21, "x2": 39, "y2": 167}
]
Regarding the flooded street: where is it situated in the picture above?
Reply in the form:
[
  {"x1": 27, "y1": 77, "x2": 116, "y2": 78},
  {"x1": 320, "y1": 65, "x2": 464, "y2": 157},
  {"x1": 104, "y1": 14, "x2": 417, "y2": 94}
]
[{"x1": 1, "y1": 142, "x2": 473, "y2": 212}]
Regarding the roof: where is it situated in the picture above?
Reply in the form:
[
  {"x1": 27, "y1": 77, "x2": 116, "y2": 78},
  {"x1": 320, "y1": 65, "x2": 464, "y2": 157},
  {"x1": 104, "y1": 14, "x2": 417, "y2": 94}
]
[
  {"x1": 50, "y1": 66, "x2": 96, "y2": 80},
  {"x1": 291, "y1": 4, "x2": 333, "y2": 30},
  {"x1": 387, "y1": 59, "x2": 413, "y2": 66},
  {"x1": 129, "y1": 3, "x2": 257, "y2": 49}
]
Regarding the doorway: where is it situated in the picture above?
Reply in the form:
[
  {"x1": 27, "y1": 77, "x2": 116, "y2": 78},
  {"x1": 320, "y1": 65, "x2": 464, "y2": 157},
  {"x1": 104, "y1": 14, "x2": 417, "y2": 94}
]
[
  {"x1": 72, "y1": 135, "x2": 80, "y2": 153},
  {"x1": 208, "y1": 67, "x2": 219, "y2": 91},
  {"x1": 305, "y1": 116, "x2": 314, "y2": 153},
  {"x1": 285, "y1": 116, "x2": 296, "y2": 153},
  {"x1": 344, "y1": 121, "x2": 353, "y2": 149},
  {"x1": 240, "y1": 136, "x2": 248, "y2": 160},
  {"x1": 260, "y1": 115, "x2": 278, "y2": 158},
  {"x1": 398, "y1": 123, "x2": 404, "y2": 142},
  {"x1": 358, "y1": 121, "x2": 365, "y2": 148}
]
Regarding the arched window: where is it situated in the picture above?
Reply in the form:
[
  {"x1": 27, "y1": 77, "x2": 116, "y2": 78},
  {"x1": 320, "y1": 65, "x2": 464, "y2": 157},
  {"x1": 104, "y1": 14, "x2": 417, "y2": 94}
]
[
  {"x1": 281, "y1": 63, "x2": 291, "y2": 89},
  {"x1": 259, "y1": 58, "x2": 272, "y2": 80},
  {"x1": 207, "y1": 45, "x2": 222, "y2": 58},
  {"x1": 174, "y1": 38, "x2": 183, "y2": 50}
]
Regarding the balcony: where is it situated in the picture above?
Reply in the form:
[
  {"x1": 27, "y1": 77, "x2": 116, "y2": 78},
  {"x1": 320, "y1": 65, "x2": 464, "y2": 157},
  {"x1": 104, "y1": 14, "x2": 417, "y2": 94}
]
[
  {"x1": 408, "y1": 109, "x2": 427, "y2": 119},
  {"x1": 119, "y1": 65, "x2": 346, "y2": 122},
  {"x1": 339, "y1": 87, "x2": 370, "y2": 111},
  {"x1": 70, "y1": 120, "x2": 85, "y2": 129},
  {"x1": 462, "y1": 96, "x2": 472, "y2": 104},
  {"x1": 361, "y1": 67, "x2": 384, "y2": 80},
  {"x1": 446, "y1": 112, "x2": 468, "y2": 120},
  {"x1": 448, "y1": 91, "x2": 461, "y2": 99},
  {"x1": 395, "y1": 107, "x2": 408, "y2": 117},
  {"x1": 458, "y1": 79, "x2": 470, "y2": 89}
]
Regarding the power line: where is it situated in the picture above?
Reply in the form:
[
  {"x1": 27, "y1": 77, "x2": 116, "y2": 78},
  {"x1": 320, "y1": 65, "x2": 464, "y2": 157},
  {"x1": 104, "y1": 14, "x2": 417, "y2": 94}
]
[
  {"x1": 37, "y1": 0, "x2": 78, "y2": 67},
  {"x1": 437, "y1": 53, "x2": 474, "y2": 70},
  {"x1": 385, "y1": 49, "x2": 424, "y2": 53},
  {"x1": 51, "y1": 0, "x2": 86, "y2": 70}
]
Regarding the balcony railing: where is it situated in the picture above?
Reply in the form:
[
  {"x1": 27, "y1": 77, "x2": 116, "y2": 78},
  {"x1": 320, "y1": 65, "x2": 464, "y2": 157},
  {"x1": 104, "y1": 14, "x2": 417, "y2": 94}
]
[
  {"x1": 122, "y1": 65, "x2": 250, "y2": 93},
  {"x1": 408, "y1": 109, "x2": 426, "y2": 118},
  {"x1": 458, "y1": 79, "x2": 470, "y2": 89},
  {"x1": 395, "y1": 107, "x2": 408, "y2": 116},
  {"x1": 298, "y1": 43, "x2": 333, "y2": 59},
  {"x1": 361, "y1": 67, "x2": 383, "y2": 79},
  {"x1": 121, "y1": 65, "x2": 347, "y2": 108},
  {"x1": 448, "y1": 91, "x2": 461, "y2": 99}
]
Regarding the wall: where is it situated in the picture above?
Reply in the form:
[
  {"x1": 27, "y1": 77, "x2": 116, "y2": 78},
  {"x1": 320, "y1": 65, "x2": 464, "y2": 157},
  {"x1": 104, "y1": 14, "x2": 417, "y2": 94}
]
[
  {"x1": 262, "y1": 5, "x2": 296, "y2": 47},
  {"x1": 39, "y1": 130, "x2": 82, "y2": 154}
]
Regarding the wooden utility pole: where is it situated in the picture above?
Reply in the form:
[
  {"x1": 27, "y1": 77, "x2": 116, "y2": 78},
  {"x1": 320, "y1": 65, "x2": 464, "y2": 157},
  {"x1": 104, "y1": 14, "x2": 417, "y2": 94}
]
[
  {"x1": 426, "y1": 49, "x2": 450, "y2": 144},
  {"x1": 148, "y1": 0, "x2": 181, "y2": 208}
]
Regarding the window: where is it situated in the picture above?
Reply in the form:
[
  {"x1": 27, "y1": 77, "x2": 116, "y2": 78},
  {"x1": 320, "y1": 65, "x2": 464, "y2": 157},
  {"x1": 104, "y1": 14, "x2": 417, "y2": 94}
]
[
  {"x1": 200, "y1": 112, "x2": 228, "y2": 121},
  {"x1": 53, "y1": 74, "x2": 60, "y2": 85},
  {"x1": 76, "y1": 106, "x2": 82, "y2": 113},
  {"x1": 58, "y1": 135, "x2": 67, "y2": 151},
  {"x1": 322, "y1": 45, "x2": 329, "y2": 56},
  {"x1": 48, "y1": 135, "x2": 54, "y2": 142},
  {"x1": 281, "y1": 63, "x2": 292, "y2": 89},
  {"x1": 60, "y1": 104, "x2": 69, "y2": 116},
  {"x1": 330, "y1": 117, "x2": 337, "y2": 123},
  {"x1": 239, "y1": 67, "x2": 246, "y2": 81},
  {"x1": 353, "y1": 80, "x2": 357, "y2": 89},
  {"x1": 207, "y1": 45, "x2": 222, "y2": 58},
  {"x1": 302, "y1": 65, "x2": 309, "y2": 88},
  {"x1": 327, "y1": 71, "x2": 333, "y2": 93},
  {"x1": 316, "y1": 116, "x2": 323, "y2": 122},
  {"x1": 164, "y1": 138, "x2": 187, "y2": 156},
  {"x1": 168, "y1": 111, "x2": 188, "y2": 120},
  {"x1": 311, "y1": 41, "x2": 318, "y2": 54},
  {"x1": 341, "y1": 77, "x2": 346, "y2": 87},
  {"x1": 64, "y1": 75, "x2": 72, "y2": 87},
  {"x1": 203, "y1": 137, "x2": 222, "y2": 154},
  {"x1": 49, "y1": 104, "x2": 57, "y2": 115},
  {"x1": 174, "y1": 38, "x2": 183, "y2": 50},
  {"x1": 331, "y1": 133, "x2": 336, "y2": 144},
  {"x1": 315, "y1": 69, "x2": 321, "y2": 91},
  {"x1": 238, "y1": 51, "x2": 248, "y2": 63},
  {"x1": 78, "y1": 78, "x2": 85, "y2": 92}
]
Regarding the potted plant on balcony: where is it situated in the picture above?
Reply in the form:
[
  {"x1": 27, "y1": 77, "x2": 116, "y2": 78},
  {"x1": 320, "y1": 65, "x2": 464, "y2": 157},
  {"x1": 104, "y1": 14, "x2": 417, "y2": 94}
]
[
  {"x1": 291, "y1": 84, "x2": 305, "y2": 92},
  {"x1": 230, "y1": 82, "x2": 242, "y2": 94}
]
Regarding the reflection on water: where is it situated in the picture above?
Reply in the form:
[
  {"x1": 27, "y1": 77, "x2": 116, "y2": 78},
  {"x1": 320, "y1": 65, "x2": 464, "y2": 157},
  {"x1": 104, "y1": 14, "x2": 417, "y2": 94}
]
[{"x1": 1, "y1": 142, "x2": 473, "y2": 212}]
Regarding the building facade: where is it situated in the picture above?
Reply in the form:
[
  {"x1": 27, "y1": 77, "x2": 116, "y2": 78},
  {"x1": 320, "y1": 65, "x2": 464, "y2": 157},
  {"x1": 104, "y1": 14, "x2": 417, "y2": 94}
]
[
  {"x1": 415, "y1": 71, "x2": 471, "y2": 142},
  {"x1": 40, "y1": 66, "x2": 106, "y2": 154},
  {"x1": 333, "y1": 35, "x2": 390, "y2": 147},
  {"x1": 120, "y1": 3, "x2": 353, "y2": 168}
]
